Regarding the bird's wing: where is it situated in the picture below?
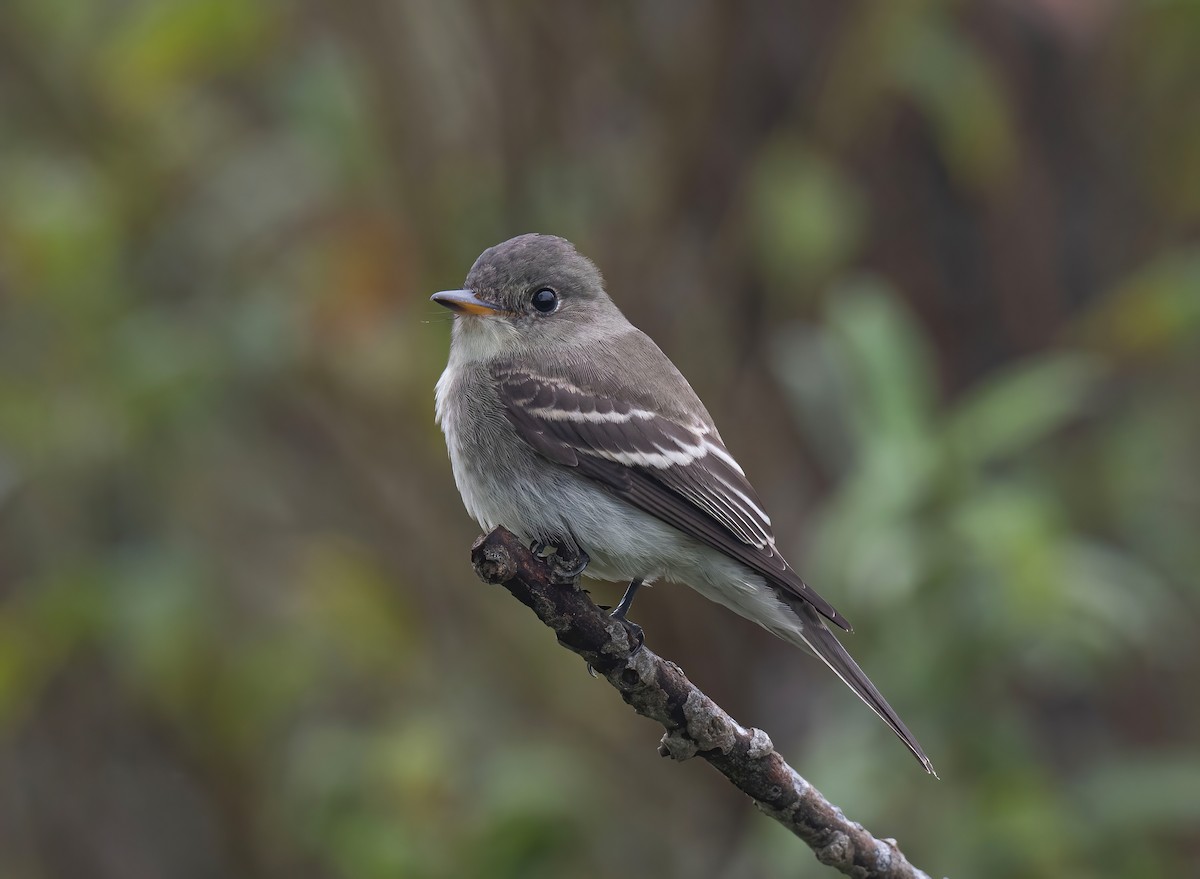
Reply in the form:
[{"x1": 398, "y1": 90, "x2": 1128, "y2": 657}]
[{"x1": 492, "y1": 358, "x2": 851, "y2": 631}]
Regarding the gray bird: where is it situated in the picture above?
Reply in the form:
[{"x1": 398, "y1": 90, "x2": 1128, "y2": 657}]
[{"x1": 433, "y1": 233, "x2": 934, "y2": 774}]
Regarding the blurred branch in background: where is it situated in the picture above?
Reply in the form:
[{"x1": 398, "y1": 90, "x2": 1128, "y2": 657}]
[
  {"x1": 471, "y1": 526, "x2": 933, "y2": 879},
  {"x1": 0, "y1": 0, "x2": 1198, "y2": 877}
]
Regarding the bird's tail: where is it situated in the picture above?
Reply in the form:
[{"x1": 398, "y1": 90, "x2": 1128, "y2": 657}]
[{"x1": 780, "y1": 599, "x2": 937, "y2": 776}]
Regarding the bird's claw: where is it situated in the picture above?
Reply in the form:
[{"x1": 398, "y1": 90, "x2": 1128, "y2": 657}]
[
  {"x1": 551, "y1": 551, "x2": 590, "y2": 584},
  {"x1": 612, "y1": 614, "x2": 644, "y2": 656},
  {"x1": 594, "y1": 603, "x2": 645, "y2": 656},
  {"x1": 585, "y1": 612, "x2": 644, "y2": 677},
  {"x1": 618, "y1": 618, "x2": 645, "y2": 655},
  {"x1": 529, "y1": 539, "x2": 590, "y2": 585}
]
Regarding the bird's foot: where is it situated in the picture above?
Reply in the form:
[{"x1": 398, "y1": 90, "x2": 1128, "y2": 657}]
[
  {"x1": 585, "y1": 608, "x2": 644, "y2": 677},
  {"x1": 610, "y1": 608, "x2": 645, "y2": 657},
  {"x1": 608, "y1": 577, "x2": 644, "y2": 656},
  {"x1": 594, "y1": 594, "x2": 646, "y2": 658},
  {"x1": 529, "y1": 539, "x2": 590, "y2": 586},
  {"x1": 549, "y1": 551, "x2": 589, "y2": 585}
]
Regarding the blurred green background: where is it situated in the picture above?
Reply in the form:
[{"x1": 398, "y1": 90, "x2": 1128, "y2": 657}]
[{"x1": 1, "y1": 1, "x2": 1198, "y2": 877}]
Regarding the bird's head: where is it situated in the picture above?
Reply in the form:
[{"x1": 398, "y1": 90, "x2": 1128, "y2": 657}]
[{"x1": 431, "y1": 234, "x2": 622, "y2": 361}]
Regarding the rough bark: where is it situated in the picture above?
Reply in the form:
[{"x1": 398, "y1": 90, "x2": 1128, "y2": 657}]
[{"x1": 470, "y1": 526, "x2": 934, "y2": 879}]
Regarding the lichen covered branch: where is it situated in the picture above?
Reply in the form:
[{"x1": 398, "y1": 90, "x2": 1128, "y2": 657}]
[{"x1": 470, "y1": 527, "x2": 933, "y2": 879}]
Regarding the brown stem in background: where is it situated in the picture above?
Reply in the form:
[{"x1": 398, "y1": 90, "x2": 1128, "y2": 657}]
[{"x1": 470, "y1": 527, "x2": 934, "y2": 879}]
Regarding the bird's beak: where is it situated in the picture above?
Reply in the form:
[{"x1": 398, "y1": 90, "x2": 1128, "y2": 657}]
[{"x1": 430, "y1": 289, "x2": 506, "y2": 316}]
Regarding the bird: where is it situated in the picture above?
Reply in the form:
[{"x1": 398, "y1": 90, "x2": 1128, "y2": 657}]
[{"x1": 432, "y1": 233, "x2": 934, "y2": 774}]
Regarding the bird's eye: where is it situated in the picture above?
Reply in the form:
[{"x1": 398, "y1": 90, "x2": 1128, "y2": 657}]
[{"x1": 530, "y1": 288, "x2": 559, "y2": 313}]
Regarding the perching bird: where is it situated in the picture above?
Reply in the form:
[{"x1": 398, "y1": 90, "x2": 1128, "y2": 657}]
[{"x1": 432, "y1": 233, "x2": 934, "y2": 774}]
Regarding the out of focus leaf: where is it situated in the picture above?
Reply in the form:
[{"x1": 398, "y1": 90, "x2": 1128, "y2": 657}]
[
  {"x1": 0, "y1": 154, "x2": 121, "y2": 298},
  {"x1": 103, "y1": 545, "x2": 213, "y2": 703},
  {"x1": 1078, "y1": 754, "x2": 1200, "y2": 830},
  {"x1": 949, "y1": 482, "x2": 1065, "y2": 620},
  {"x1": 893, "y1": 19, "x2": 1017, "y2": 188},
  {"x1": 297, "y1": 537, "x2": 418, "y2": 670},
  {"x1": 1079, "y1": 249, "x2": 1200, "y2": 357},
  {"x1": 947, "y1": 354, "x2": 1106, "y2": 467},
  {"x1": 102, "y1": 0, "x2": 277, "y2": 112},
  {"x1": 1056, "y1": 541, "x2": 1176, "y2": 655},
  {"x1": 748, "y1": 138, "x2": 866, "y2": 294},
  {"x1": 825, "y1": 276, "x2": 939, "y2": 443}
]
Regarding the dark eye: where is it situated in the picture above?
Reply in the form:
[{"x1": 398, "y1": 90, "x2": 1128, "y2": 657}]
[{"x1": 530, "y1": 288, "x2": 559, "y2": 313}]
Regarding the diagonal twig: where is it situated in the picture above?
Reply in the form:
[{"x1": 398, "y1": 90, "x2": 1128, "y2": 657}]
[{"x1": 470, "y1": 526, "x2": 934, "y2": 879}]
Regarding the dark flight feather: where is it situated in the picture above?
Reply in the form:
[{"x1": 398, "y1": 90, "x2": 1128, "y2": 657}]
[{"x1": 494, "y1": 363, "x2": 852, "y2": 631}]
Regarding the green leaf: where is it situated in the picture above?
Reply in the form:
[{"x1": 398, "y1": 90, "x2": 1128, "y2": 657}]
[
  {"x1": 946, "y1": 354, "x2": 1105, "y2": 467},
  {"x1": 748, "y1": 137, "x2": 866, "y2": 294},
  {"x1": 825, "y1": 276, "x2": 939, "y2": 444}
]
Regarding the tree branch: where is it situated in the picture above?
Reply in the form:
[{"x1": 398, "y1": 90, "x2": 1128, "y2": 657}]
[{"x1": 471, "y1": 526, "x2": 933, "y2": 879}]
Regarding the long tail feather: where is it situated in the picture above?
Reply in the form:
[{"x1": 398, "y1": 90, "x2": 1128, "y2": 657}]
[{"x1": 788, "y1": 601, "x2": 937, "y2": 776}]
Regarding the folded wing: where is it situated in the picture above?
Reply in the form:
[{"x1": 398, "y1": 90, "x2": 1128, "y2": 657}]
[{"x1": 494, "y1": 365, "x2": 851, "y2": 631}]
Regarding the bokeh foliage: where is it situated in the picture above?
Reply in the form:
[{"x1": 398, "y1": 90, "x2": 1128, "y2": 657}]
[{"x1": 1, "y1": 1, "x2": 1198, "y2": 877}]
